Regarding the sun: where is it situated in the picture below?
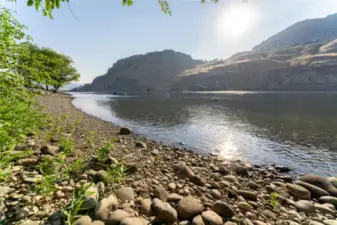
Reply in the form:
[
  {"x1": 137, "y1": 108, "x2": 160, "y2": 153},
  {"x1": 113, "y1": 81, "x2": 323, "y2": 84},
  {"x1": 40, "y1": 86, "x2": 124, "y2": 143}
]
[{"x1": 218, "y1": 5, "x2": 254, "y2": 37}]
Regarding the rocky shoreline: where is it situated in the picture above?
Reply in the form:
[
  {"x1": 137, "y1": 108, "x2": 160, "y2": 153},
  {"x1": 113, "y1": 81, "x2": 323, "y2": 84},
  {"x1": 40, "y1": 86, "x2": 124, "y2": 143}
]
[{"x1": 1, "y1": 93, "x2": 337, "y2": 225}]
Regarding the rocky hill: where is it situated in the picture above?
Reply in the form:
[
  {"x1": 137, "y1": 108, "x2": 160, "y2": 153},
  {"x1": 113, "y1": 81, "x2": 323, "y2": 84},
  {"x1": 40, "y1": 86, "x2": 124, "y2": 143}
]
[
  {"x1": 74, "y1": 13, "x2": 337, "y2": 92},
  {"x1": 73, "y1": 50, "x2": 202, "y2": 92},
  {"x1": 171, "y1": 39, "x2": 337, "y2": 91},
  {"x1": 253, "y1": 13, "x2": 337, "y2": 52}
]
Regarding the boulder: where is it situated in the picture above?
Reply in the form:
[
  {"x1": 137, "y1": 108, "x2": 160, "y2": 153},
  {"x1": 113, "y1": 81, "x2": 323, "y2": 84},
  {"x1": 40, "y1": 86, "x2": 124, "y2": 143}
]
[
  {"x1": 192, "y1": 215, "x2": 205, "y2": 225},
  {"x1": 115, "y1": 187, "x2": 134, "y2": 202},
  {"x1": 107, "y1": 209, "x2": 131, "y2": 225},
  {"x1": 95, "y1": 195, "x2": 119, "y2": 221},
  {"x1": 40, "y1": 145, "x2": 59, "y2": 156},
  {"x1": 319, "y1": 196, "x2": 337, "y2": 207},
  {"x1": 177, "y1": 196, "x2": 203, "y2": 220},
  {"x1": 74, "y1": 216, "x2": 92, "y2": 225},
  {"x1": 295, "y1": 200, "x2": 315, "y2": 214},
  {"x1": 175, "y1": 162, "x2": 195, "y2": 179},
  {"x1": 135, "y1": 141, "x2": 147, "y2": 148},
  {"x1": 236, "y1": 190, "x2": 257, "y2": 201},
  {"x1": 295, "y1": 180, "x2": 330, "y2": 198},
  {"x1": 153, "y1": 185, "x2": 169, "y2": 202},
  {"x1": 201, "y1": 210, "x2": 223, "y2": 225},
  {"x1": 327, "y1": 177, "x2": 337, "y2": 188},
  {"x1": 235, "y1": 165, "x2": 249, "y2": 176},
  {"x1": 190, "y1": 175, "x2": 205, "y2": 186},
  {"x1": 120, "y1": 217, "x2": 149, "y2": 225},
  {"x1": 286, "y1": 183, "x2": 311, "y2": 199},
  {"x1": 212, "y1": 200, "x2": 234, "y2": 217},
  {"x1": 223, "y1": 175, "x2": 239, "y2": 184},
  {"x1": 139, "y1": 198, "x2": 152, "y2": 216},
  {"x1": 119, "y1": 127, "x2": 131, "y2": 135},
  {"x1": 238, "y1": 202, "x2": 253, "y2": 211},
  {"x1": 299, "y1": 174, "x2": 337, "y2": 197}
]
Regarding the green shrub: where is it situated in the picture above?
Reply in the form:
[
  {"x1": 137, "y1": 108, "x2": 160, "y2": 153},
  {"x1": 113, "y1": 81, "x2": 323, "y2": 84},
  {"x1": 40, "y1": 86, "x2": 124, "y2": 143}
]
[
  {"x1": 59, "y1": 137, "x2": 75, "y2": 155},
  {"x1": 95, "y1": 140, "x2": 114, "y2": 162},
  {"x1": 270, "y1": 192, "x2": 280, "y2": 209}
]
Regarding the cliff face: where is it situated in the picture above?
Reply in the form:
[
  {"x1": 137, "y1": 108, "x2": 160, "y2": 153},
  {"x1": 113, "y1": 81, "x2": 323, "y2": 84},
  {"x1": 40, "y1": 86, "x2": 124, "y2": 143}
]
[
  {"x1": 74, "y1": 13, "x2": 337, "y2": 92},
  {"x1": 74, "y1": 50, "x2": 202, "y2": 92},
  {"x1": 253, "y1": 13, "x2": 337, "y2": 52}
]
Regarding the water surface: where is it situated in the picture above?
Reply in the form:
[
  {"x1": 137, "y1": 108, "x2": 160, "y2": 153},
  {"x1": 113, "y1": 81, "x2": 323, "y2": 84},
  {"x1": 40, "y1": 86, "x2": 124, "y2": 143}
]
[{"x1": 71, "y1": 91, "x2": 337, "y2": 176}]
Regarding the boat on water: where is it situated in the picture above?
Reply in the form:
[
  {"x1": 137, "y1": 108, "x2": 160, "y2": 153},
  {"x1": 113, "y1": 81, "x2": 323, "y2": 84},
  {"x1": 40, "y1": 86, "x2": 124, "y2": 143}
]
[
  {"x1": 212, "y1": 96, "x2": 219, "y2": 101},
  {"x1": 112, "y1": 92, "x2": 126, "y2": 96}
]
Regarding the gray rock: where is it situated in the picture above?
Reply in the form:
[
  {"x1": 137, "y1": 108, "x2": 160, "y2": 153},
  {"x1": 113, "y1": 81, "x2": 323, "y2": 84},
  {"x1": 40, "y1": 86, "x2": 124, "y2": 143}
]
[
  {"x1": 327, "y1": 177, "x2": 337, "y2": 188},
  {"x1": 168, "y1": 183, "x2": 176, "y2": 190},
  {"x1": 192, "y1": 215, "x2": 205, "y2": 225},
  {"x1": 154, "y1": 185, "x2": 169, "y2": 202},
  {"x1": 309, "y1": 221, "x2": 324, "y2": 225},
  {"x1": 152, "y1": 199, "x2": 177, "y2": 223},
  {"x1": 177, "y1": 196, "x2": 203, "y2": 220},
  {"x1": 95, "y1": 195, "x2": 119, "y2": 221},
  {"x1": 201, "y1": 210, "x2": 223, "y2": 225},
  {"x1": 299, "y1": 174, "x2": 337, "y2": 197},
  {"x1": 83, "y1": 185, "x2": 99, "y2": 209},
  {"x1": 92, "y1": 221, "x2": 105, "y2": 225},
  {"x1": 320, "y1": 196, "x2": 337, "y2": 207},
  {"x1": 247, "y1": 181, "x2": 259, "y2": 190},
  {"x1": 119, "y1": 127, "x2": 131, "y2": 135},
  {"x1": 190, "y1": 175, "x2": 205, "y2": 186},
  {"x1": 323, "y1": 220, "x2": 337, "y2": 225},
  {"x1": 218, "y1": 166, "x2": 229, "y2": 175},
  {"x1": 140, "y1": 198, "x2": 152, "y2": 216},
  {"x1": 295, "y1": 200, "x2": 315, "y2": 214},
  {"x1": 175, "y1": 162, "x2": 195, "y2": 179},
  {"x1": 120, "y1": 217, "x2": 149, "y2": 225},
  {"x1": 20, "y1": 220, "x2": 41, "y2": 225},
  {"x1": 40, "y1": 145, "x2": 59, "y2": 155},
  {"x1": 238, "y1": 202, "x2": 253, "y2": 211},
  {"x1": 212, "y1": 200, "x2": 234, "y2": 217},
  {"x1": 236, "y1": 190, "x2": 257, "y2": 201},
  {"x1": 223, "y1": 175, "x2": 239, "y2": 183},
  {"x1": 135, "y1": 141, "x2": 147, "y2": 148},
  {"x1": 262, "y1": 209, "x2": 276, "y2": 220},
  {"x1": 211, "y1": 189, "x2": 221, "y2": 199},
  {"x1": 151, "y1": 149, "x2": 159, "y2": 155},
  {"x1": 167, "y1": 193, "x2": 183, "y2": 202},
  {"x1": 22, "y1": 174, "x2": 43, "y2": 183},
  {"x1": 314, "y1": 203, "x2": 334, "y2": 214},
  {"x1": 0, "y1": 186, "x2": 11, "y2": 197},
  {"x1": 295, "y1": 180, "x2": 330, "y2": 198},
  {"x1": 286, "y1": 183, "x2": 311, "y2": 199},
  {"x1": 107, "y1": 209, "x2": 131, "y2": 225},
  {"x1": 74, "y1": 216, "x2": 92, "y2": 225},
  {"x1": 115, "y1": 187, "x2": 134, "y2": 202},
  {"x1": 235, "y1": 165, "x2": 248, "y2": 176},
  {"x1": 16, "y1": 206, "x2": 38, "y2": 220},
  {"x1": 93, "y1": 170, "x2": 111, "y2": 184}
]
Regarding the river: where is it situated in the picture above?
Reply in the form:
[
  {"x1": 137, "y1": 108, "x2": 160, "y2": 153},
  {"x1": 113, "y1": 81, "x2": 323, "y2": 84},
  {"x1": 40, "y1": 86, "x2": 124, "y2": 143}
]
[{"x1": 71, "y1": 91, "x2": 337, "y2": 177}]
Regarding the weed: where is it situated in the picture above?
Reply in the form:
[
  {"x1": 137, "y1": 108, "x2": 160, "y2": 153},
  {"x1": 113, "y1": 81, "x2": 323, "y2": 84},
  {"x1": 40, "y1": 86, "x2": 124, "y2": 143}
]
[
  {"x1": 59, "y1": 137, "x2": 75, "y2": 155},
  {"x1": 0, "y1": 165, "x2": 11, "y2": 182},
  {"x1": 154, "y1": 154, "x2": 162, "y2": 163},
  {"x1": 95, "y1": 140, "x2": 114, "y2": 163},
  {"x1": 36, "y1": 156, "x2": 57, "y2": 175},
  {"x1": 34, "y1": 175, "x2": 58, "y2": 195},
  {"x1": 85, "y1": 130, "x2": 96, "y2": 149},
  {"x1": 66, "y1": 157, "x2": 87, "y2": 176},
  {"x1": 61, "y1": 183, "x2": 94, "y2": 225},
  {"x1": 105, "y1": 162, "x2": 127, "y2": 184},
  {"x1": 270, "y1": 192, "x2": 280, "y2": 209}
]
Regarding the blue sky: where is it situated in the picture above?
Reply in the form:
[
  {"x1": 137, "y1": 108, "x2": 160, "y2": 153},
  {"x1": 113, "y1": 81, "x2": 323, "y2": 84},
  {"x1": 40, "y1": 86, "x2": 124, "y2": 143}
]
[{"x1": 4, "y1": 0, "x2": 337, "y2": 83}]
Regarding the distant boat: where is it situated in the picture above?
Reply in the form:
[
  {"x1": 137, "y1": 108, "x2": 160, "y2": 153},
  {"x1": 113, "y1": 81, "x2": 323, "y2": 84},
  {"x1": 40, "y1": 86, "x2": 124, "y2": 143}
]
[
  {"x1": 112, "y1": 92, "x2": 126, "y2": 96},
  {"x1": 212, "y1": 96, "x2": 219, "y2": 101}
]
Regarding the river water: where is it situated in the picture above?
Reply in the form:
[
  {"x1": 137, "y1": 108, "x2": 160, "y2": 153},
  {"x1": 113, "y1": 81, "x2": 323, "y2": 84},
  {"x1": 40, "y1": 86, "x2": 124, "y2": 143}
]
[{"x1": 71, "y1": 91, "x2": 337, "y2": 177}]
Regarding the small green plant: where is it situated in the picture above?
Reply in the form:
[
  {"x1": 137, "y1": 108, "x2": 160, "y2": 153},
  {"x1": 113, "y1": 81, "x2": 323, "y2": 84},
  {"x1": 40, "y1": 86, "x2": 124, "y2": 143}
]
[
  {"x1": 270, "y1": 192, "x2": 280, "y2": 209},
  {"x1": 66, "y1": 157, "x2": 87, "y2": 176},
  {"x1": 36, "y1": 156, "x2": 57, "y2": 175},
  {"x1": 34, "y1": 175, "x2": 58, "y2": 195},
  {"x1": 105, "y1": 162, "x2": 127, "y2": 184},
  {"x1": 0, "y1": 165, "x2": 12, "y2": 182},
  {"x1": 95, "y1": 140, "x2": 114, "y2": 162},
  {"x1": 154, "y1": 154, "x2": 162, "y2": 163},
  {"x1": 61, "y1": 183, "x2": 94, "y2": 225},
  {"x1": 59, "y1": 137, "x2": 75, "y2": 155},
  {"x1": 85, "y1": 130, "x2": 96, "y2": 149}
]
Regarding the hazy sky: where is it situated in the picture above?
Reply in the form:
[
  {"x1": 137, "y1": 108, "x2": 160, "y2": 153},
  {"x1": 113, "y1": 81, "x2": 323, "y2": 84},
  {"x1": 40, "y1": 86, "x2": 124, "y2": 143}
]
[{"x1": 4, "y1": 0, "x2": 337, "y2": 83}]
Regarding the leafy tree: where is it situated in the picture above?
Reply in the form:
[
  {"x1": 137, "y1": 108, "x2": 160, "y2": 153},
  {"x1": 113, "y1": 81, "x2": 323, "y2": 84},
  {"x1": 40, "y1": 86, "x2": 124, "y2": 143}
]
[
  {"x1": 18, "y1": 44, "x2": 80, "y2": 91},
  {"x1": 7, "y1": 0, "x2": 223, "y2": 18}
]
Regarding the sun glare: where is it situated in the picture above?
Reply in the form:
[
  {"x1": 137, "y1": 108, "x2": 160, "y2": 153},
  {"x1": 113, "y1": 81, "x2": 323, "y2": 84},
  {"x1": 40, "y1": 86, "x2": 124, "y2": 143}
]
[{"x1": 219, "y1": 5, "x2": 254, "y2": 37}]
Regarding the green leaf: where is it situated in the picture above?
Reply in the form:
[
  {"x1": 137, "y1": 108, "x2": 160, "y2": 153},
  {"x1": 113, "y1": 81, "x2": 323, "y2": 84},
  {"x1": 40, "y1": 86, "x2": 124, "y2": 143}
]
[{"x1": 27, "y1": 0, "x2": 34, "y2": 6}]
